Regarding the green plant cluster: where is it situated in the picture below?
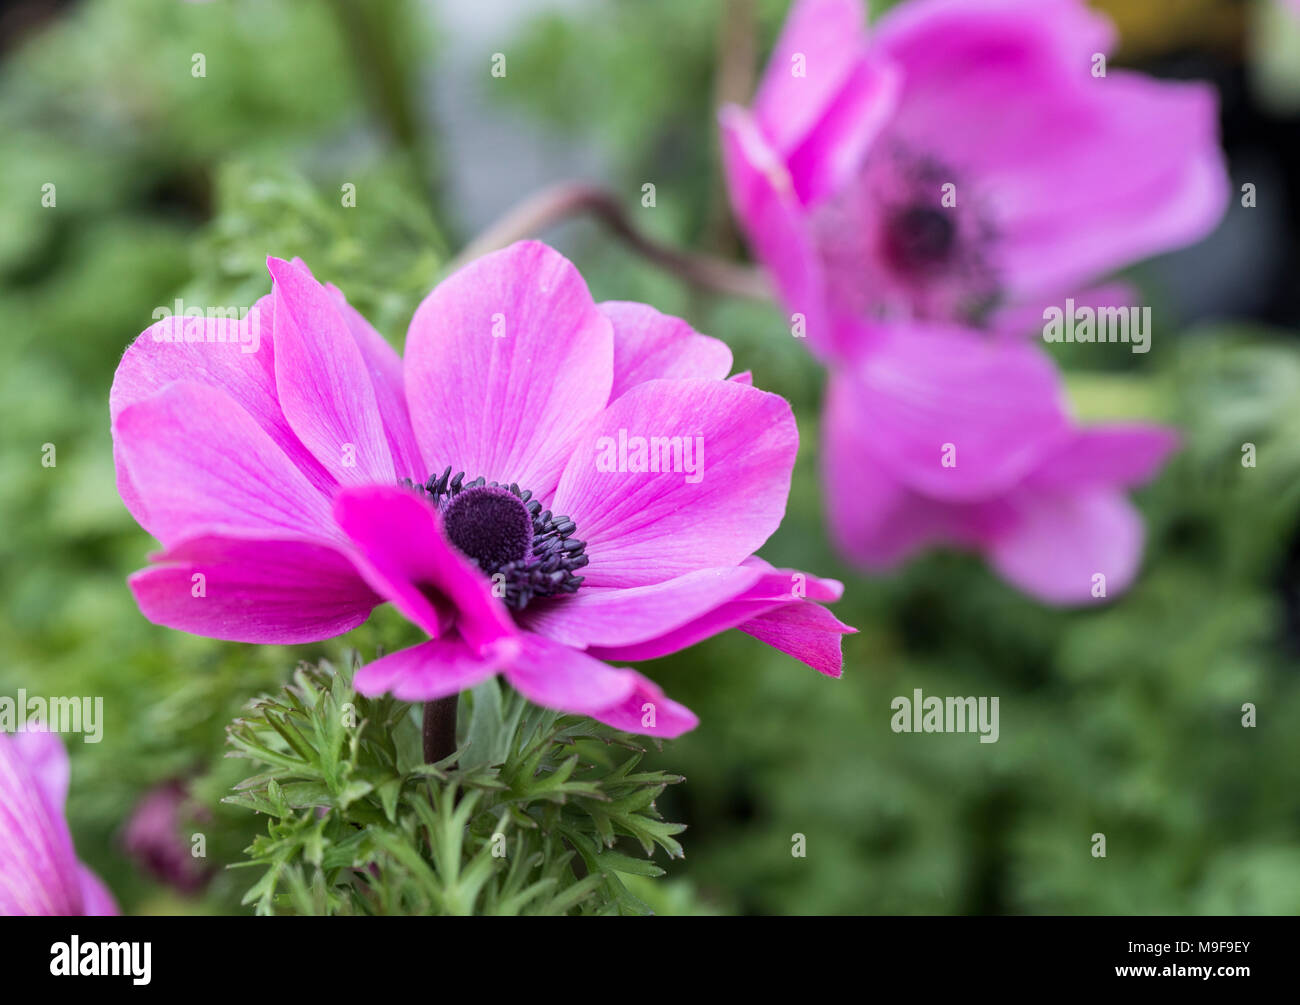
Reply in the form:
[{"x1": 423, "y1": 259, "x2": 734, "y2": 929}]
[{"x1": 226, "y1": 660, "x2": 685, "y2": 916}]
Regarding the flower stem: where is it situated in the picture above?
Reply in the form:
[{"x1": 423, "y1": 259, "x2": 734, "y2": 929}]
[
  {"x1": 449, "y1": 182, "x2": 771, "y2": 301},
  {"x1": 422, "y1": 696, "x2": 458, "y2": 765}
]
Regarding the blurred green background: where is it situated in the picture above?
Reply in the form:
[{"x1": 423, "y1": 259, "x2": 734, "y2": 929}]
[{"x1": 2, "y1": 0, "x2": 1299, "y2": 915}]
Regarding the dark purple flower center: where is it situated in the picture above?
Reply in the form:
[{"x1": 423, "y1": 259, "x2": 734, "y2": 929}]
[
  {"x1": 443, "y1": 485, "x2": 534, "y2": 568},
  {"x1": 402, "y1": 467, "x2": 588, "y2": 611},
  {"x1": 883, "y1": 205, "x2": 956, "y2": 273}
]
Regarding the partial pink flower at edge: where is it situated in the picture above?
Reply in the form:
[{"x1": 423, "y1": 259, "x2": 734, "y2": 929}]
[
  {"x1": 0, "y1": 730, "x2": 118, "y2": 916},
  {"x1": 111, "y1": 242, "x2": 854, "y2": 739},
  {"x1": 721, "y1": 0, "x2": 1229, "y2": 354},
  {"x1": 720, "y1": 0, "x2": 1220, "y2": 603}
]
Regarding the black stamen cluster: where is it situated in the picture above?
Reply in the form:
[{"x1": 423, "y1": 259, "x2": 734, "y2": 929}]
[{"x1": 401, "y1": 466, "x2": 588, "y2": 610}]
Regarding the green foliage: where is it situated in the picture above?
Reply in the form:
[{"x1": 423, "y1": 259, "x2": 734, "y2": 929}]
[{"x1": 225, "y1": 660, "x2": 685, "y2": 916}]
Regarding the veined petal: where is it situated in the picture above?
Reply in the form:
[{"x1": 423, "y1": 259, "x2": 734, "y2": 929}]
[
  {"x1": 114, "y1": 380, "x2": 340, "y2": 547},
  {"x1": 325, "y1": 280, "x2": 426, "y2": 482},
  {"x1": 552, "y1": 378, "x2": 797, "y2": 588},
  {"x1": 110, "y1": 295, "x2": 334, "y2": 530},
  {"x1": 0, "y1": 732, "x2": 85, "y2": 916},
  {"x1": 404, "y1": 242, "x2": 613, "y2": 498},
  {"x1": 602, "y1": 301, "x2": 732, "y2": 400},
  {"x1": 719, "y1": 106, "x2": 835, "y2": 359},
  {"x1": 269, "y1": 257, "x2": 396, "y2": 485},
  {"x1": 128, "y1": 533, "x2": 380, "y2": 644}
]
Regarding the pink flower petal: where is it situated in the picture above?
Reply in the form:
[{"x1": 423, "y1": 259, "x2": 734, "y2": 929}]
[
  {"x1": 503, "y1": 633, "x2": 697, "y2": 738},
  {"x1": 354, "y1": 637, "x2": 502, "y2": 702},
  {"x1": 871, "y1": 0, "x2": 1225, "y2": 301},
  {"x1": 0, "y1": 731, "x2": 85, "y2": 916},
  {"x1": 10, "y1": 728, "x2": 69, "y2": 811},
  {"x1": 552, "y1": 378, "x2": 797, "y2": 588},
  {"x1": 525, "y1": 565, "x2": 768, "y2": 648},
  {"x1": 822, "y1": 368, "x2": 986, "y2": 568},
  {"x1": 841, "y1": 321, "x2": 1071, "y2": 501},
  {"x1": 114, "y1": 380, "x2": 340, "y2": 547},
  {"x1": 739, "y1": 601, "x2": 854, "y2": 678},
  {"x1": 576, "y1": 673, "x2": 699, "y2": 739},
  {"x1": 128, "y1": 533, "x2": 380, "y2": 644},
  {"x1": 110, "y1": 295, "x2": 333, "y2": 532},
  {"x1": 602, "y1": 301, "x2": 732, "y2": 400},
  {"x1": 269, "y1": 257, "x2": 396, "y2": 485},
  {"x1": 719, "y1": 106, "x2": 834, "y2": 359},
  {"x1": 332, "y1": 486, "x2": 518, "y2": 656},
  {"x1": 404, "y1": 242, "x2": 613, "y2": 497},
  {"x1": 504, "y1": 632, "x2": 636, "y2": 716},
  {"x1": 325, "y1": 280, "x2": 426, "y2": 481},
  {"x1": 1022, "y1": 425, "x2": 1179, "y2": 492},
  {"x1": 75, "y1": 867, "x2": 119, "y2": 917},
  {"x1": 785, "y1": 58, "x2": 900, "y2": 206},
  {"x1": 985, "y1": 487, "x2": 1144, "y2": 605},
  {"x1": 753, "y1": 0, "x2": 871, "y2": 157},
  {"x1": 537, "y1": 559, "x2": 846, "y2": 671}
]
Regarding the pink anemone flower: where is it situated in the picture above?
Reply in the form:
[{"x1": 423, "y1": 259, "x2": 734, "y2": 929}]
[
  {"x1": 0, "y1": 730, "x2": 118, "y2": 916},
  {"x1": 821, "y1": 321, "x2": 1179, "y2": 603},
  {"x1": 720, "y1": 0, "x2": 1227, "y2": 604},
  {"x1": 111, "y1": 242, "x2": 853, "y2": 738}
]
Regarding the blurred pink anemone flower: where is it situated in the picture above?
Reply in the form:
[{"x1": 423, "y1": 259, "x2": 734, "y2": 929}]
[
  {"x1": 111, "y1": 242, "x2": 853, "y2": 738},
  {"x1": 721, "y1": 0, "x2": 1227, "y2": 604},
  {"x1": 0, "y1": 730, "x2": 118, "y2": 916}
]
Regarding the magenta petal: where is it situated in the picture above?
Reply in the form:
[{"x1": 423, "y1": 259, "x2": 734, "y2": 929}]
[
  {"x1": 719, "y1": 106, "x2": 834, "y2": 359},
  {"x1": 843, "y1": 322, "x2": 1071, "y2": 501},
  {"x1": 602, "y1": 301, "x2": 732, "y2": 400},
  {"x1": 822, "y1": 370, "x2": 983, "y2": 567},
  {"x1": 739, "y1": 601, "x2": 853, "y2": 678},
  {"x1": 873, "y1": 0, "x2": 1117, "y2": 85},
  {"x1": 990, "y1": 75, "x2": 1228, "y2": 301},
  {"x1": 332, "y1": 486, "x2": 518, "y2": 656},
  {"x1": 785, "y1": 58, "x2": 900, "y2": 206},
  {"x1": 354, "y1": 637, "x2": 501, "y2": 702},
  {"x1": 11, "y1": 729, "x2": 70, "y2": 812},
  {"x1": 552, "y1": 378, "x2": 797, "y2": 588},
  {"x1": 504, "y1": 632, "x2": 636, "y2": 716},
  {"x1": 129, "y1": 533, "x2": 380, "y2": 644},
  {"x1": 1023, "y1": 425, "x2": 1179, "y2": 492},
  {"x1": 576, "y1": 673, "x2": 699, "y2": 739},
  {"x1": 76, "y1": 867, "x2": 119, "y2": 917},
  {"x1": 535, "y1": 559, "x2": 843, "y2": 659},
  {"x1": 269, "y1": 257, "x2": 396, "y2": 485},
  {"x1": 110, "y1": 295, "x2": 334, "y2": 529},
  {"x1": 753, "y1": 0, "x2": 870, "y2": 157},
  {"x1": 0, "y1": 731, "x2": 83, "y2": 916},
  {"x1": 325, "y1": 282, "x2": 426, "y2": 481},
  {"x1": 503, "y1": 634, "x2": 697, "y2": 737},
  {"x1": 404, "y1": 242, "x2": 613, "y2": 497},
  {"x1": 524, "y1": 565, "x2": 768, "y2": 648},
  {"x1": 870, "y1": 0, "x2": 1225, "y2": 300},
  {"x1": 985, "y1": 487, "x2": 1144, "y2": 605},
  {"x1": 114, "y1": 380, "x2": 340, "y2": 547}
]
